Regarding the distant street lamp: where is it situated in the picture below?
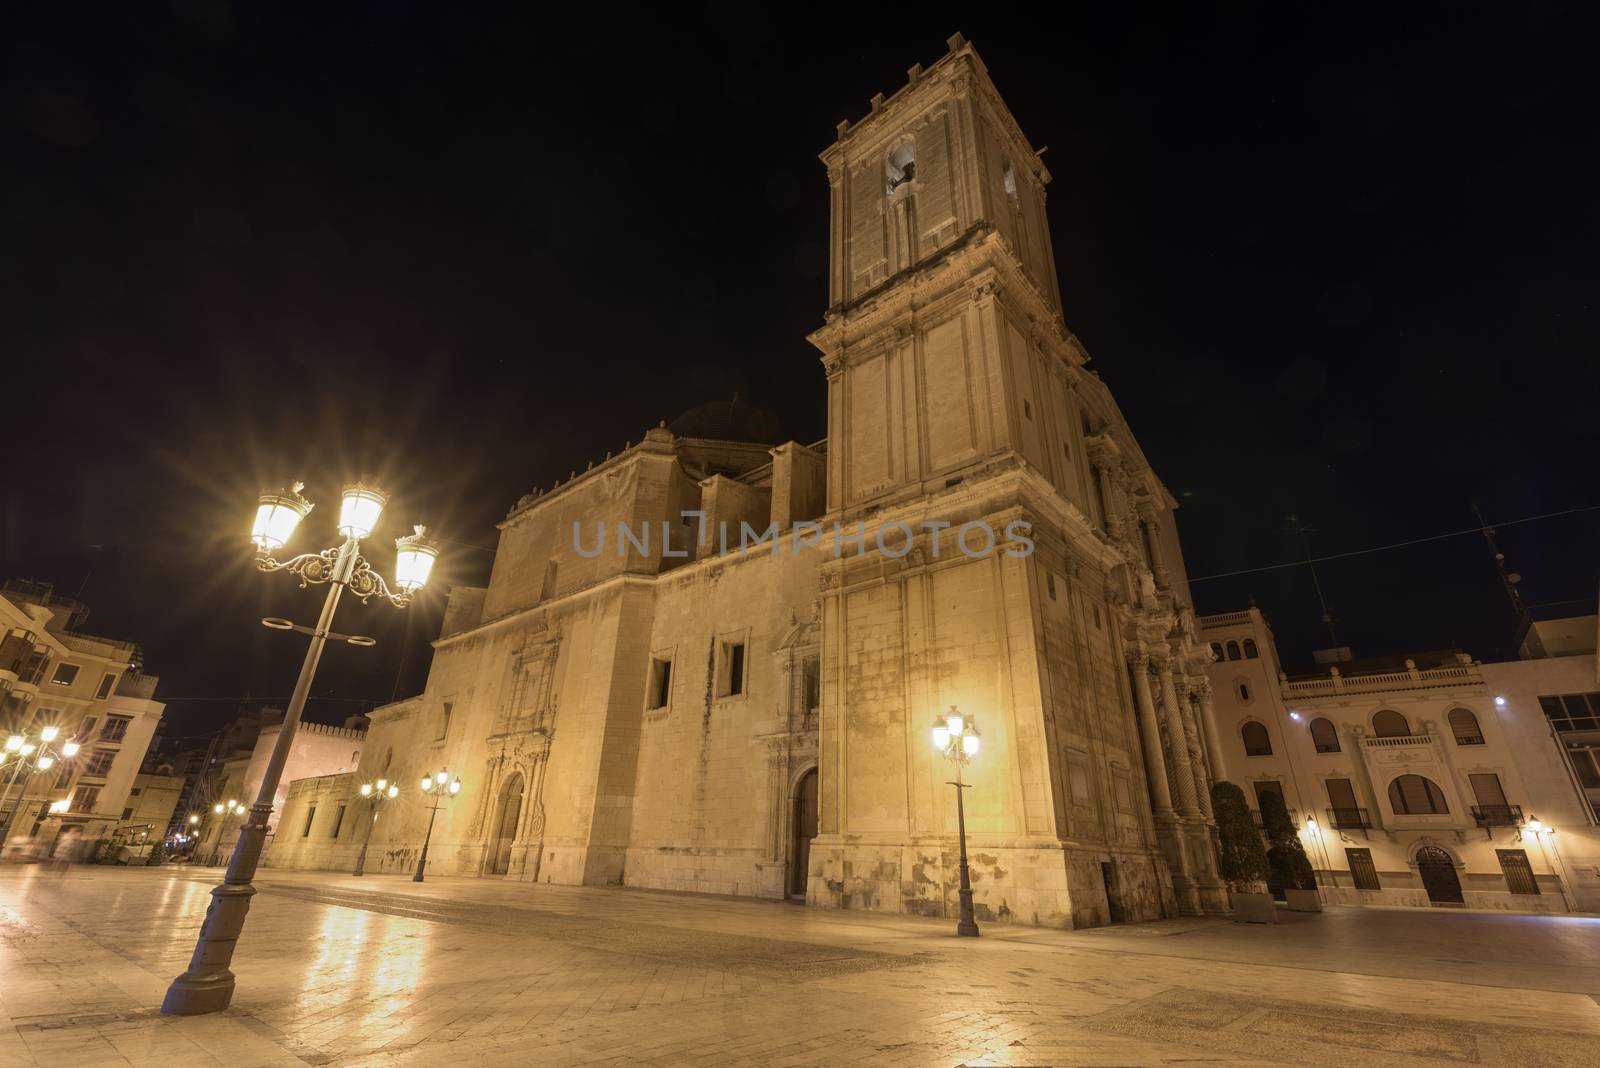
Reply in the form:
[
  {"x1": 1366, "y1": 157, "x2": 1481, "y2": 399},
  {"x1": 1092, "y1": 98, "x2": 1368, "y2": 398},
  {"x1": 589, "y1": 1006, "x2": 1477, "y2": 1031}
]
[
  {"x1": 930, "y1": 705, "x2": 981, "y2": 938},
  {"x1": 353, "y1": 778, "x2": 401, "y2": 877},
  {"x1": 0, "y1": 725, "x2": 81, "y2": 851},
  {"x1": 163, "y1": 481, "x2": 439, "y2": 1017},
  {"x1": 413, "y1": 769, "x2": 461, "y2": 883},
  {"x1": 205, "y1": 799, "x2": 246, "y2": 865}
]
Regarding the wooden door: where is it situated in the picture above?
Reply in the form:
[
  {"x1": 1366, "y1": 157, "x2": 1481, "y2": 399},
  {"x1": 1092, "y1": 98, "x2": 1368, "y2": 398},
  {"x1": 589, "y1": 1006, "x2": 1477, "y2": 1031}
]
[{"x1": 790, "y1": 770, "x2": 818, "y2": 898}]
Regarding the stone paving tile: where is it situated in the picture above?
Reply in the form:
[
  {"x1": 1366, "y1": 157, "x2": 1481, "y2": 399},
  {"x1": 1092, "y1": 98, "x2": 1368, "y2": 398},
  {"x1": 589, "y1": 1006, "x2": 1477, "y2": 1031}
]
[{"x1": 2, "y1": 865, "x2": 1599, "y2": 1067}]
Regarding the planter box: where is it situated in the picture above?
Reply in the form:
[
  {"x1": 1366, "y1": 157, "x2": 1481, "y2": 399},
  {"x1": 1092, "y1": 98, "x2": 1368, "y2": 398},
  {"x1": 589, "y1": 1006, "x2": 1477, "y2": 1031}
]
[
  {"x1": 1231, "y1": 891, "x2": 1278, "y2": 923},
  {"x1": 1284, "y1": 888, "x2": 1322, "y2": 912}
]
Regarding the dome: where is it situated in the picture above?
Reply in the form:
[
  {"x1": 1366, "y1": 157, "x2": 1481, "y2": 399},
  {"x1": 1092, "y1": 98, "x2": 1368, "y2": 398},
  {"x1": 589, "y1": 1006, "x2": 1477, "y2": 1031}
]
[{"x1": 667, "y1": 396, "x2": 780, "y2": 444}]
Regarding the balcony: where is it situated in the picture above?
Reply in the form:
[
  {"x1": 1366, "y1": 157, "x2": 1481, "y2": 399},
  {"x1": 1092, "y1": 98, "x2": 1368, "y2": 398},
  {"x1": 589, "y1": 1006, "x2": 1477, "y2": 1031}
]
[
  {"x1": 1471, "y1": 804, "x2": 1523, "y2": 828},
  {"x1": 0, "y1": 629, "x2": 51, "y2": 689},
  {"x1": 1325, "y1": 806, "x2": 1372, "y2": 831}
]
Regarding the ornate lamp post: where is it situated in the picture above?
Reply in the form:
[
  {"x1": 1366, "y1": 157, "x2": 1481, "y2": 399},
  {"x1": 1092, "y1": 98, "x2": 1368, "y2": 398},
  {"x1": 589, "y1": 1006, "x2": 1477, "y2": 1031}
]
[
  {"x1": 353, "y1": 777, "x2": 401, "y2": 876},
  {"x1": 413, "y1": 769, "x2": 461, "y2": 882},
  {"x1": 930, "y1": 705, "x2": 981, "y2": 938},
  {"x1": 163, "y1": 481, "x2": 439, "y2": 1017},
  {"x1": 0, "y1": 725, "x2": 81, "y2": 851}
]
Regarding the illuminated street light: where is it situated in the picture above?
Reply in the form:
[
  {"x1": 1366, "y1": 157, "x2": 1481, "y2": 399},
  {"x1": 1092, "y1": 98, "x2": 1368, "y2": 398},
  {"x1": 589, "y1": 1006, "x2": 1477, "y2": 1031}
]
[
  {"x1": 353, "y1": 777, "x2": 401, "y2": 877},
  {"x1": 930, "y1": 705, "x2": 981, "y2": 938},
  {"x1": 414, "y1": 768, "x2": 463, "y2": 882},
  {"x1": 164, "y1": 479, "x2": 439, "y2": 1017},
  {"x1": 0, "y1": 723, "x2": 81, "y2": 851}
]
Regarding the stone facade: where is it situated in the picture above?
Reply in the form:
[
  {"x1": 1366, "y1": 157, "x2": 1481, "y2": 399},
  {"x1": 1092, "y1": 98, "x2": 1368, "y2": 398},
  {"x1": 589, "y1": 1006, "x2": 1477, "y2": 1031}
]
[{"x1": 264, "y1": 37, "x2": 1225, "y2": 928}]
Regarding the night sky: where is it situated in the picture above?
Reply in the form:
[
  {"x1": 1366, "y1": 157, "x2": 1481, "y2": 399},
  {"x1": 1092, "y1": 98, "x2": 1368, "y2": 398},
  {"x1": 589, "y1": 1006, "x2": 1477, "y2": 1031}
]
[{"x1": 6, "y1": 4, "x2": 1597, "y2": 736}]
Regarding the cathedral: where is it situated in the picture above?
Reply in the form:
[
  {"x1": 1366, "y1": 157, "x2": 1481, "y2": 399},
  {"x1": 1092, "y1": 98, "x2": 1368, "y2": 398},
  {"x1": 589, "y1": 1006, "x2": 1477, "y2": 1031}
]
[{"x1": 265, "y1": 35, "x2": 1230, "y2": 928}]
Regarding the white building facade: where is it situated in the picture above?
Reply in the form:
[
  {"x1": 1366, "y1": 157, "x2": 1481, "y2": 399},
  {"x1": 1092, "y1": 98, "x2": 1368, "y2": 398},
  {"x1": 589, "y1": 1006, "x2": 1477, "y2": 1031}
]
[{"x1": 1202, "y1": 607, "x2": 1600, "y2": 913}]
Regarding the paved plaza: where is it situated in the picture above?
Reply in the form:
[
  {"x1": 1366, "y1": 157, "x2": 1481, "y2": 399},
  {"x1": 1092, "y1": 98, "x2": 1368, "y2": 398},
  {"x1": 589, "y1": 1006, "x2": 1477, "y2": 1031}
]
[{"x1": 1, "y1": 865, "x2": 1598, "y2": 1067}]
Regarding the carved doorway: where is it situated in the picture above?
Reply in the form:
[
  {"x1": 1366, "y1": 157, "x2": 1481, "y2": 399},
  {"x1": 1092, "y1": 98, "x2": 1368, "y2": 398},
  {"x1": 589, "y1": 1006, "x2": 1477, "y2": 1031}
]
[
  {"x1": 1416, "y1": 845, "x2": 1463, "y2": 904},
  {"x1": 790, "y1": 769, "x2": 818, "y2": 899},
  {"x1": 488, "y1": 773, "x2": 524, "y2": 876}
]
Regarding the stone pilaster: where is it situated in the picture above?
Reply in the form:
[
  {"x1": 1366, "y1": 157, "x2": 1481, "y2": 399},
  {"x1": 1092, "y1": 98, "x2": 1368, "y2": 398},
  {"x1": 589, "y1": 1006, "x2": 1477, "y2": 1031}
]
[{"x1": 1194, "y1": 678, "x2": 1228, "y2": 783}]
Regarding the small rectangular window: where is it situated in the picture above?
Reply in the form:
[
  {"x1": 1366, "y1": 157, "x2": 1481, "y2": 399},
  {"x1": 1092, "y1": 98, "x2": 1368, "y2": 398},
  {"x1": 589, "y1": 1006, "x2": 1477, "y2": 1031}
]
[
  {"x1": 100, "y1": 717, "x2": 131, "y2": 742},
  {"x1": 121, "y1": 807, "x2": 133, "y2": 820},
  {"x1": 51, "y1": 663, "x2": 80, "y2": 687},
  {"x1": 95, "y1": 673, "x2": 117, "y2": 700},
  {"x1": 1346, "y1": 848, "x2": 1380, "y2": 890},
  {"x1": 437, "y1": 701, "x2": 453, "y2": 741},
  {"x1": 1022, "y1": 399, "x2": 1032, "y2": 420},
  {"x1": 648, "y1": 658, "x2": 672, "y2": 709},
  {"x1": 717, "y1": 640, "x2": 747, "y2": 698},
  {"x1": 303, "y1": 806, "x2": 317, "y2": 837},
  {"x1": 1497, "y1": 849, "x2": 1540, "y2": 895},
  {"x1": 1046, "y1": 573, "x2": 1057, "y2": 600},
  {"x1": 331, "y1": 804, "x2": 347, "y2": 838}
]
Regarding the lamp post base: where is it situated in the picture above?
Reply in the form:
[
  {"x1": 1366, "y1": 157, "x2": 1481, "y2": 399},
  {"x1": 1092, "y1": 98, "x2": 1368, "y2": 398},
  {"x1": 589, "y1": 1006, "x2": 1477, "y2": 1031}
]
[
  {"x1": 162, "y1": 865, "x2": 260, "y2": 1014},
  {"x1": 162, "y1": 971, "x2": 237, "y2": 1016},
  {"x1": 956, "y1": 886, "x2": 980, "y2": 937}
]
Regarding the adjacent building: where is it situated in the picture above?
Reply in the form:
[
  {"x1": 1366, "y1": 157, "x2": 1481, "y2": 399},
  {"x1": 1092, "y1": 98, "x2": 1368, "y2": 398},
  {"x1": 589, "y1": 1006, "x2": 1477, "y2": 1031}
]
[
  {"x1": 1202, "y1": 606, "x2": 1600, "y2": 913},
  {"x1": 265, "y1": 37, "x2": 1232, "y2": 930},
  {"x1": 0, "y1": 581, "x2": 164, "y2": 855}
]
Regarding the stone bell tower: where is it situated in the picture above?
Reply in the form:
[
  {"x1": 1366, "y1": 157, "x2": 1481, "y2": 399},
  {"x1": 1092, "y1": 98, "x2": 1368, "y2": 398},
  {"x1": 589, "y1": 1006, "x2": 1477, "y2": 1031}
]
[{"x1": 805, "y1": 35, "x2": 1224, "y2": 929}]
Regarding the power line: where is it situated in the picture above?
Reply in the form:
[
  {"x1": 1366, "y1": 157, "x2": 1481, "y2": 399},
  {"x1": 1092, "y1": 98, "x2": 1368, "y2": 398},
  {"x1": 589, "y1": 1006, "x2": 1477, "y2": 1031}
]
[{"x1": 1188, "y1": 503, "x2": 1600, "y2": 584}]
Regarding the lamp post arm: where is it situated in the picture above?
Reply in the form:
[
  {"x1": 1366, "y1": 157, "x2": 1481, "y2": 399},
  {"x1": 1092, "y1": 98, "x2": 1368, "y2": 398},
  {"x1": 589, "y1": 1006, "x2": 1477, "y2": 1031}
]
[{"x1": 164, "y1": 536, "x2": 356, "y2": 1015}]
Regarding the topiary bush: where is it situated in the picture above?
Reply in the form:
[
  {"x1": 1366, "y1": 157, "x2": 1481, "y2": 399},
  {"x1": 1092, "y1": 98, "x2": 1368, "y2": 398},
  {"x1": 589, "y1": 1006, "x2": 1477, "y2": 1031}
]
[
  {"x1": 1259, "y1": 791, "x2": 1317, "y2": 898},
  {"x1": 1211, "y1": 781, "x2": 1270, "y2": 892}
]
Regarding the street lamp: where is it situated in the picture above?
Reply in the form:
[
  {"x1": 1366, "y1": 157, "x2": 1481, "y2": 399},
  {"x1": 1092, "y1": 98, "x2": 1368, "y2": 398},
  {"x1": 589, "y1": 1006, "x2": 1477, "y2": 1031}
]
[
  {"x1": 930, "y1": 705, "x2": 981, "y2": 938},
  {"x1": 164, "y1": 480, "x2": 439, "y2": 1017},
  {"x1": 413, "y1": 769, "x2": 462, "y2": 883},
  {"x1": 0, "y1": 724, "x2": 81, "y2": 851},
  {"x1": 353, "y1": 777, "x2": 401, "y2": 877},
  {"x1": 204, "y1": 799, "x2": 246, "y2": 865},
  {"x1": 1523, "y1": 815, "x2": 1577, "y2": 911}
]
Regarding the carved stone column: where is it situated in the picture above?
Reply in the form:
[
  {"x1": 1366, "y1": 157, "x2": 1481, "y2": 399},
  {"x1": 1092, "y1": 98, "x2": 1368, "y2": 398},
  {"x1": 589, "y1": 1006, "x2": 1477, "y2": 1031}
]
[
  {"x1": 1194, "y1": 678, "x2": 1228, "y2": 784},
  {"x1": 1129, "y1": 652, "x2": 1174, "y2": 816},
  {"x1": 1156, "y1": 658, "x2": 1203, "y2": 819}
]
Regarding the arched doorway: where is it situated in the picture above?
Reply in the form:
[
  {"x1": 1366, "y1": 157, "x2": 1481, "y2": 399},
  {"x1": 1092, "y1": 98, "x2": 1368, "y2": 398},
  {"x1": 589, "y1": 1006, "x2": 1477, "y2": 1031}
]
[
  {"x1": 790, "y1": 769, "x2": 817, "y2": 899},
  {"x1": 488, "y1": 773, "x2": 524, "y2": 876},
  {"x1": 1415, "y1": 845, "x2": 1463, "y2": 904}
]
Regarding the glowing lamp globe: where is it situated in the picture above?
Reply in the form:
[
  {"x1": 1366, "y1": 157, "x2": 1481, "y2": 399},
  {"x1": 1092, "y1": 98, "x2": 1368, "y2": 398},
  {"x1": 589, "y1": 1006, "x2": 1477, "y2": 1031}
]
[
  {"x1": 5, "y1": 735, "x2": 22, "y2": 752},
  {"x1": 420, "y1": 776, "x2": 433, "y2": 792},
  {"x1": 62, "y1": 741, "x2": 80, "y2": 757},
  {"x1": 213, "y1": 803, "x2": 225, "y2": 814},
  {"x1": 945, "y1": 713, "x2": 964, "y2": 736},
  {"x1": 338, "y1": 482, "x2": 388, "y2": 539},
  {"x1": 37, "y1": 755, "x2": 54, "y2": 770},
  {"x1": 448, "y1": 779, "x2": 461, "y2": 795},
  {"x1": 386, "y1": 784, "x2": 399, "y2": 798},
  {"x1": 188, "y1": 814, "x2": 200, "y2": 825},
  {"x1": 962, "y1": 733, "x2": 980, "y2": 756},
  {"x1": 393, "y1": 526, "x2": 439, "y2": 592},
  {"x1": 359, "y1": 783, "x2": 373, "y2": 797},
  {"x1": 932, "y1": 725, "x2": 950, "y2": 750},
  {"x1": 251, "y1": 483, "x2": 313, "y2": 550},
  {"x1": 40, "y1": 725, "x2": 60, "y2": 742}
]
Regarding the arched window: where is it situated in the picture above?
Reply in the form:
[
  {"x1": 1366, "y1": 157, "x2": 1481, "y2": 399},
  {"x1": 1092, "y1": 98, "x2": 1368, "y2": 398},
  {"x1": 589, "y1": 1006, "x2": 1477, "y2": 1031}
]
[
  {"x1": 1372, "y1": 709, "x2": 1409, "y2": 737},
  {"x1": 1241, "y1": 721, "x2": 1272, "y2": 756},
  {"x1": 1237, "y1": 681, "x2": 1251, "y2": 703},
  {"x1": 1448, "y1": 708, "x2": 1484, "y2": 745},
  {"x1": 1242, "y1": 639, "x2": 1259, "y2": 659},
  {"x1": 886, "y1": 143, "x2": 915, "y2": 193},
  {"x1": 1209, "y1": 642, "x2": 1224, "y2": 662},
  {"x1": 1388, "y1": 774, "x2": 1448, "y2": 814},
  {"x1": 1309, "y1": 717, "x2": 1340, "y2": 753},
  {"x1": 1226, "y1": 640, "x2": 1241, "y2": 661}
]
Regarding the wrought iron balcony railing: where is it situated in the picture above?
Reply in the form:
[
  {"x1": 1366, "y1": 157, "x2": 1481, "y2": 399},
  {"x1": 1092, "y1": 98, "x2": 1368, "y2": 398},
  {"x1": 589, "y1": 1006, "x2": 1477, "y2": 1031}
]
[
  {"x1": 1471, "y1": 804, "x2": 1523, "y2": 827},
  {"x1": 1325, "y1": 806, "x2": 1372, "y2": 830}
]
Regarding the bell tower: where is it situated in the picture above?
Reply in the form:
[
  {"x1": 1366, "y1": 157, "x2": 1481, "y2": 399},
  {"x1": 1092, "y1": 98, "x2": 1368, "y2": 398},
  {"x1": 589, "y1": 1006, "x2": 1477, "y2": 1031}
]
[
  {"x1": 811, "y1": 33, "x2": 1085, "y2": 520},
  {"x1": 806, "y1": 36, "x2": 1225, "y2": 930}
]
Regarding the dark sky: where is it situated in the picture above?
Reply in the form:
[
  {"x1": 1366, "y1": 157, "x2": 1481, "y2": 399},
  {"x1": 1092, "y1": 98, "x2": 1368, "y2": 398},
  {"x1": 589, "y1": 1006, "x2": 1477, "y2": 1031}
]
[{"x1": 5, "y1": 3, "x2": 1597, "y2": 736}]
